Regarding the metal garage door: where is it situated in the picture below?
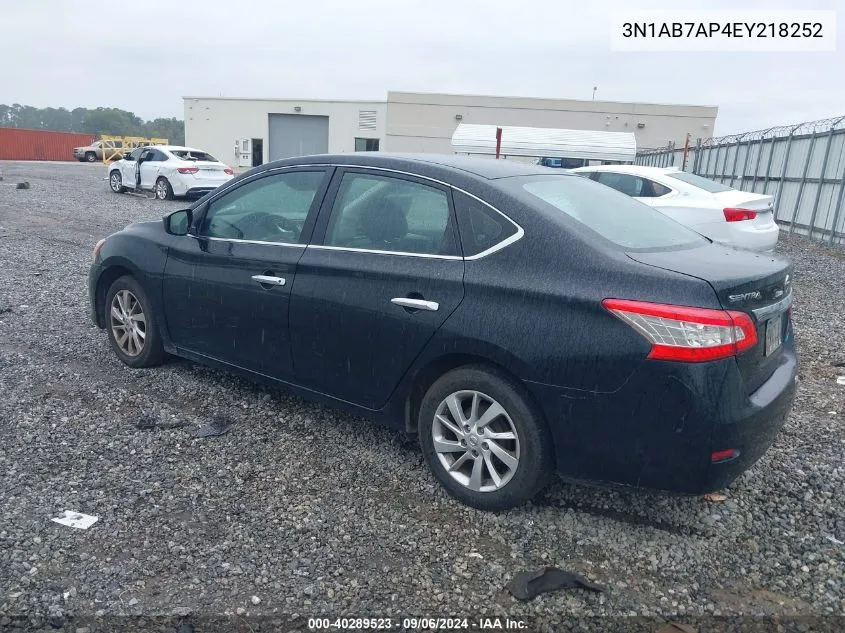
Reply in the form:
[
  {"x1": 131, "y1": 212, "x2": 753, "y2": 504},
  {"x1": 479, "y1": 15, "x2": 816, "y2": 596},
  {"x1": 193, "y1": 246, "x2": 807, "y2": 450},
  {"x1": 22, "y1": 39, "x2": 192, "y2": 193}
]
[{"x1": 268, "y1": 113, "x2": 329, "y2": 161}]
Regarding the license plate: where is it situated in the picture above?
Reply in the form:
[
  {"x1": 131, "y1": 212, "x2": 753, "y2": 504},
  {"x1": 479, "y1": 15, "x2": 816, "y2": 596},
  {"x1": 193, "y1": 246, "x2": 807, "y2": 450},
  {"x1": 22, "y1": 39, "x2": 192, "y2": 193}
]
[{"x1": 765, "y1": 314, "x2": 783, "y2": 356}]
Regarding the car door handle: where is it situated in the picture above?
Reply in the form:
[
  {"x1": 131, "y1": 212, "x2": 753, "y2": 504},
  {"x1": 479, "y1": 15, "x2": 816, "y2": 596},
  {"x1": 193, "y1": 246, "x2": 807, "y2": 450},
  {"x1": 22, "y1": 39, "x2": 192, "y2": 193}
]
[
  {"x1": 251, "y1": 274, "x2": 286, "y2": 286},
  {"x1": 391, "y1": 297, "x2": 439, "y2": 311}
]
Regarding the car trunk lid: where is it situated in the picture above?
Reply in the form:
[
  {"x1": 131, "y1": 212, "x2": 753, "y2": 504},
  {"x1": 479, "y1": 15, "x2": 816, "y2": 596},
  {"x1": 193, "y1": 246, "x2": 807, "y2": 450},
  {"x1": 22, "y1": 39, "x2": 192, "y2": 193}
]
[
  {"x1": 627, "y1": 244, "x2": 793, "y2": 388},
  {"x1": 715, "y1": 190, "x2": 776, "y2": 227},
  {"x1": 180, "y1": 162, "x2": 231, "y2": 180}
]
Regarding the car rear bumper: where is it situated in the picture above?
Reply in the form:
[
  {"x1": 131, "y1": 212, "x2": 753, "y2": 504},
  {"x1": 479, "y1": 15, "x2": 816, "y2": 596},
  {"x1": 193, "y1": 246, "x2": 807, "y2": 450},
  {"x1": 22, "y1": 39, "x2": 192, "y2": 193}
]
[
  {"x1": 184, "y1": 187, "x2": 220, "y2": 198},
  {"x1": 695, "y1": 219, "x2": 780, "y2": 252},
  {"x1": 169, "y1": 174, "x2": 232, "y2": 197},
  {"x1": 525, "y1": 341, "x2": 798, "y2": 494}
]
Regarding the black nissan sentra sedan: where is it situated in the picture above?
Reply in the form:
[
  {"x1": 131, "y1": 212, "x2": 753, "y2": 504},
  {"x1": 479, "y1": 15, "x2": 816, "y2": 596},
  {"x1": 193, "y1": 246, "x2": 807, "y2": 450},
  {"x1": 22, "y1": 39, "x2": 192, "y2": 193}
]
[{"x1": 88, "y1": 153, "x2": 797, "y2": 511}]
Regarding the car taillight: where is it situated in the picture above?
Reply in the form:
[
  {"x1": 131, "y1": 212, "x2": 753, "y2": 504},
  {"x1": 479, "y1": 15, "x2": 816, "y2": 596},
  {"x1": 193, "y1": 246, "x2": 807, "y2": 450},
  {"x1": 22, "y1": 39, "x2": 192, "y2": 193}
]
[
  {"x1": 177, "y1": 167, "x2": 199, "y2": 174},
  {"x1": 724, "y1": 208, "x2": 757, "y2": 222},
  {"x1": 602, "y1": 299, "x2": 758, "y2": 362},
  {"x1": 224, "y1": 167, "x2": 234, "y2": 175}
]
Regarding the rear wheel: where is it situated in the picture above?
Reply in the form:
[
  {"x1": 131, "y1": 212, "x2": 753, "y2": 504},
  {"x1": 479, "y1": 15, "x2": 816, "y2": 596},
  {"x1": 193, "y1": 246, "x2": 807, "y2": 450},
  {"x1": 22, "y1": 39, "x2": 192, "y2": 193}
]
[
  {"x1": 418, "y1": 365, "x2": 554, "y2": 511},
  {"x1": 85, "y1": 152, "x2": 97, "y2": 163},
  {"x1": 155, "y1": 177, "x2": 174, "y2": 201},
  {"x1": 104, "y1": 275, "x2": 167, "y2": 368},
  {"x1": 109, "y1": 171, "x2": 125, "y2": 193}
]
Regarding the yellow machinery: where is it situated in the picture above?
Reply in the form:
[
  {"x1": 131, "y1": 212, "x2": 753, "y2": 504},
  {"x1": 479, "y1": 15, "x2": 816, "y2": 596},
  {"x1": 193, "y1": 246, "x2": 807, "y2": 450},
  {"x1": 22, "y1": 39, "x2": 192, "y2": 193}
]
[{"x1": 100, "y1": 135, "x2": 169, "y2": 163}]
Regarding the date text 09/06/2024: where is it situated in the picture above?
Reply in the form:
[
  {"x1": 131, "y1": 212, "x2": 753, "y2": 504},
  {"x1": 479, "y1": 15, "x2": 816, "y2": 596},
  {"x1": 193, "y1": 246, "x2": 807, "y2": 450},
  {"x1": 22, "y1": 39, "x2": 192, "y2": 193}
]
[{"x1": 307, "y1": 617, "x2": 528, "y2": 630}]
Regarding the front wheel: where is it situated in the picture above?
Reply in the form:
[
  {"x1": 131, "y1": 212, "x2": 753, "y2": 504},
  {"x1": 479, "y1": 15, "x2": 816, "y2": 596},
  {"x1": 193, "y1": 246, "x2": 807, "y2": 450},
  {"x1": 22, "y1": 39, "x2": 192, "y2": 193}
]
[
  {"x1": 104, "y1": 275, "x2": 167, "y2": 368},
  {"x1": 109, "y1": 171, "x2": 125, "y2": 193},
  {"x1": 155, "y1": 177, "x2": 174, "y2": 200},
  {"x1": 418, "y1": 365, "x2": 554, "y2": 511}
]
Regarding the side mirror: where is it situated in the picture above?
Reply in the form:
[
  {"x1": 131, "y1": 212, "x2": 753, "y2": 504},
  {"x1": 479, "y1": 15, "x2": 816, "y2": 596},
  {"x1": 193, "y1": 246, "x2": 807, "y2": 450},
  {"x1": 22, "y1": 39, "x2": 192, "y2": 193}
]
[{"x1": 164, "y1": 209, "x2": 192, "y2": 236}]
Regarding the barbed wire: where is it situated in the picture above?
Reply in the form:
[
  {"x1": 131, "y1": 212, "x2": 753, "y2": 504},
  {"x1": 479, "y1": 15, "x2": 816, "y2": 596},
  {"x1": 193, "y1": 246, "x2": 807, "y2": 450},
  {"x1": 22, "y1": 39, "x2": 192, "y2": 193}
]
[{"x1": 640, "y1": 115, "x2": 845, "y2": 154}]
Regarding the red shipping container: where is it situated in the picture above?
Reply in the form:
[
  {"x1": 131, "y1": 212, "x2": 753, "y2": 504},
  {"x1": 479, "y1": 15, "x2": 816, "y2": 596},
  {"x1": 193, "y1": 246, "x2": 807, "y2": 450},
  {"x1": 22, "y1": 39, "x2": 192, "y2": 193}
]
[{"x1": 0, "y1": 127, "x2": 96, "y2": 161}]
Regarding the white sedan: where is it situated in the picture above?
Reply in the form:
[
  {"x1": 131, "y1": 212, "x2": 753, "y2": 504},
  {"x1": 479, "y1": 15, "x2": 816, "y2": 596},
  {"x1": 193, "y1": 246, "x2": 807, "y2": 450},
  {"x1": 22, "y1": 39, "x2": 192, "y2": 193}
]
[
  {"x1": 108, "y1": 145, "x2": 235, "y2": 200},
  {"x1": 571, "y1": 165, "x2": 779, "y2": 252}
]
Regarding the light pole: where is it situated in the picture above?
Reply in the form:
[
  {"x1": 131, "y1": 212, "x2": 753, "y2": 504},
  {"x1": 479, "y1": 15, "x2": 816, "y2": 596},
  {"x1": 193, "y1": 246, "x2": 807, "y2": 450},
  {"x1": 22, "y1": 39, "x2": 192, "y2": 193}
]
[{"x1": 592, "y1": 86, "x2": 597, "y2": 100}]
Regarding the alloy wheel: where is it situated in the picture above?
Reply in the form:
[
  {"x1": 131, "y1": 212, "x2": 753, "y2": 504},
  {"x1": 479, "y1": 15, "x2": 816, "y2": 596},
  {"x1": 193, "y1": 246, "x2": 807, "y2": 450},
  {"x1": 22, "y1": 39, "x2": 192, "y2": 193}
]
[
  {"x1": 110, "y1": 289, "x2": 146, "y2": 356},
  {"x1": 432, "y1": 390, "x2": 520, "y2": 492},
  {"x1": 110, "y1": 173, "x2": 121, "y2": 192},
  {"x1": 156, "y1": 180, "x2": 167, "y2": 199}
]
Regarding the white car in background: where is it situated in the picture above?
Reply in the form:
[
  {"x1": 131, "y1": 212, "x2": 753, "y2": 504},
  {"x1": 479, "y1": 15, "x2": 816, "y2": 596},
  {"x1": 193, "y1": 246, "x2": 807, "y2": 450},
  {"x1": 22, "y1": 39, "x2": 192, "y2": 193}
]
[
  {"x1": 108, "y1": 145, "x2": 235, "y2": 200},
  {"x1": 571, "y1": 165, "x2": 779, "y2": 252}
]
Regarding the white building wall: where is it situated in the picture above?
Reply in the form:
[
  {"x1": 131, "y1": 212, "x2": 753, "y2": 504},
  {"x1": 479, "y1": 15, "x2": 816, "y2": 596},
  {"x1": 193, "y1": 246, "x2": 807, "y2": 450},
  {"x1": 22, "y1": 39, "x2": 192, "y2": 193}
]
[
  {"x1": 384, "y1": 92, "x2": 718, "y2": 154},
  {"x1": 183, "y1": 97, "x2": 387, "y2": 167}
]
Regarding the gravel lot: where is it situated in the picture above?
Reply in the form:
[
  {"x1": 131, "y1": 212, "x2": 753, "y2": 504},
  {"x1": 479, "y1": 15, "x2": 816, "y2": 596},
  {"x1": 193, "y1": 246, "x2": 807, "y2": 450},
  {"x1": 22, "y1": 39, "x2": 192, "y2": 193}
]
[{"x1": 0, "y1": 161, "x2": 843, "y2": 631}]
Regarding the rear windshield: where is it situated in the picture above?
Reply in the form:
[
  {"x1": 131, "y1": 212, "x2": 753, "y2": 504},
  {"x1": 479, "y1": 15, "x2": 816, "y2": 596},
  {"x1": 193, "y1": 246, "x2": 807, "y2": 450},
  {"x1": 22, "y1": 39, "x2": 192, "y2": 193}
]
[
  {"x1": 513, "y1": 175, "x2": 707, "y2": 251},
  {"x1": 171, "y1": 150, "x2": 218, "y2": 162},
  {"x1": 664, "y1": 171, "x2": 733, "y2": 193}
]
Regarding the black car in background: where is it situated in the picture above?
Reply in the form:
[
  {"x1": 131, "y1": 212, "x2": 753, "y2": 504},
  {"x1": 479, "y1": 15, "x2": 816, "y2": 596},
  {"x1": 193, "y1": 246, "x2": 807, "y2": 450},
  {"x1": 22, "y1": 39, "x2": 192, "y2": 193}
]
[{"x1": 88, "y1": 153, "x2": 797, "y2": 511}]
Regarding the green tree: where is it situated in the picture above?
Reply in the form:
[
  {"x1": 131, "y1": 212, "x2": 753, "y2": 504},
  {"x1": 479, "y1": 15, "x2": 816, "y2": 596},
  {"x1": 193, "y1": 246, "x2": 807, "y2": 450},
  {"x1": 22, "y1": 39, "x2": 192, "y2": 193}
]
[{"x1": 0, "y1": 103, "x2": 184, "y2": 143}]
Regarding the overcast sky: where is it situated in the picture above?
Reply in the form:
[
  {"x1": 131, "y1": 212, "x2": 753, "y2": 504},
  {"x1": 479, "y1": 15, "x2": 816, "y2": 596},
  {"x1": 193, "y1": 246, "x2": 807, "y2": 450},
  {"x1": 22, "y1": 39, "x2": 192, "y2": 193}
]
[{"x1": 1, "y1": 0, "x2": 841, "y2": 136}]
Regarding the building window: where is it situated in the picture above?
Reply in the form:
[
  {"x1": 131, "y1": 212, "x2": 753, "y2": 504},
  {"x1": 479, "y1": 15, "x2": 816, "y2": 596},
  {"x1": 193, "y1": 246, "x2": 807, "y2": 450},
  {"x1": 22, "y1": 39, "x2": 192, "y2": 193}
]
[{"x1": 355, "y1": 138, "x2": 380, "y2": 152}]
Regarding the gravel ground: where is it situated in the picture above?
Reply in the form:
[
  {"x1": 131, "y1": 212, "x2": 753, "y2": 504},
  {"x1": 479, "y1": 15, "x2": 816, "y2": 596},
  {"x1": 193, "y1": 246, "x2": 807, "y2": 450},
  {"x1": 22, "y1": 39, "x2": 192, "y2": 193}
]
[{"x1": 0, "y1": 161, "x2": 843, "y2": 632}]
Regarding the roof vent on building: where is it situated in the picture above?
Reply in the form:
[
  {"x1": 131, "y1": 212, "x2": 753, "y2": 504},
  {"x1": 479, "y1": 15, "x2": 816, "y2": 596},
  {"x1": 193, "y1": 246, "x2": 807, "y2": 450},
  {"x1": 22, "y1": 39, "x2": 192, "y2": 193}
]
[{"x1": 359, "y1": 110, "x2": 377, "y2": 131}]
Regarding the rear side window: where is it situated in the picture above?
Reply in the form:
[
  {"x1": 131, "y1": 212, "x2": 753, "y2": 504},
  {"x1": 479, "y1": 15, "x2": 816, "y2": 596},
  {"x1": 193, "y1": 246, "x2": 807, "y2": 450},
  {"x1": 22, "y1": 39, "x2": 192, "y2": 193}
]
[
  {"x1": 453, "y1": 190, "x2": 518, "y2": 256},
  {"x1": 594, "y1": 172, "x2": 645, "y2": 197},
  {"x1": 515, "y1": 175, "x2": 707, "y2": 251},
  {"x1": 665, "y1": 171, "x2": 733, "y2": 193},
  {"x1": 171, "y1": 149, "x2": 218, "y2": 162},
  {"x1": 324, "y1": 172, "x2": 458, "y2": 256},
  {"x1": 594, "y1": 172, "x2": 672, "y2": 198},
  {"x1": 647, "y1": 180, "x2": 672, "y2": 197}
]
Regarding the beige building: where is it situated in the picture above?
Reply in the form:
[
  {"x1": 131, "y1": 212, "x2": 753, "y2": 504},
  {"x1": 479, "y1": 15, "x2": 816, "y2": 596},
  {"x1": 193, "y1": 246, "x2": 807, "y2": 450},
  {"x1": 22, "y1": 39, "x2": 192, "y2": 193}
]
[{"x1": 183, "y1": 91, "x2": 717, "y2": 168}]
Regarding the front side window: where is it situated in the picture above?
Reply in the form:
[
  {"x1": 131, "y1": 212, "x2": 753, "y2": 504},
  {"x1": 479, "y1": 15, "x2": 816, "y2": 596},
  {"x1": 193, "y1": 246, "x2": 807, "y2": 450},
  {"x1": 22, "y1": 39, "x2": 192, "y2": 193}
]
[
  {"x1": 513, "y1": 174, "x2": 707, "y2": 251},
  {"x1": 199, "y1": 170, "x2": 326, "y2": 244},
  {"x1": 324, "y1": 172, "x2": 456, "y2": 255},
  {"x1": 145, "y1": 149, "x2": 168, "y2": 162}
]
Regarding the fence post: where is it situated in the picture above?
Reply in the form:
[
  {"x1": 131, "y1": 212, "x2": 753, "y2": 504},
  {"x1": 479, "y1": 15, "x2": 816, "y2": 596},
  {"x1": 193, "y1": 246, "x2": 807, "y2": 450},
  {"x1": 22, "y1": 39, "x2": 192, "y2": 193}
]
[
  {"x1": 705, "y1": 143, "x2": 717, "y2": 177},
  {"x1": 749, "y1": 138, "x2": 763, "y2": 191},
  {"x1": 760, "y1": 136, "x2": 777, "y2": 195},
  {"x1": 737, "y1": 138, "x2": 753, "y2": 190},
  {"x1": 828, "y1": 160, "x2": 845, "y2": 244},
  {"x1": 719, "y1": 143, "x2": 731, "y2": 183},
  {"x1": 774, "y1": 130, "x2": 797, "y2": 225},
  {"x1": 728, "y1": 138, "x2": 744, "y2": 188},
  {"x1": 789, "y1": 131, "x2": 818, "y2": 234},
  {"x1": 807, "y1": 121, "x2": 844, "y2": 240},
  {"x1": 693, "y1": 138, "x2": 702, "y2": 173}
]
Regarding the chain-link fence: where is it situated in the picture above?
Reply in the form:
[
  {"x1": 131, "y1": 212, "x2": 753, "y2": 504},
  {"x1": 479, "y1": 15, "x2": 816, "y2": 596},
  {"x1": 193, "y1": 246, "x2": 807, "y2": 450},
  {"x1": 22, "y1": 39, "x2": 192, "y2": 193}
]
[{"x1": 636, "y1": 117, "x2": 845, "y2": 245}]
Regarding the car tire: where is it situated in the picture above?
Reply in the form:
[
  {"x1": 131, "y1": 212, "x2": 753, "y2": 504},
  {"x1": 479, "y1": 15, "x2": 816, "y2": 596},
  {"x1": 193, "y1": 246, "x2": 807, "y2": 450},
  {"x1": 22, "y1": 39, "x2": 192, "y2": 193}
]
[
  {"x1": 418, "y1": 365, "x2": 554, "y2": 511},
  {"x1": 109, "y1": 171, "x2": 125, "y2": 194},
  {"x1": 85, "y1": 152, "x2": 97, "y2": 163},
  {"x1": 155, "y1": 177, "x2": 174, "y2": 201},
  {"x1": 104, "y1": 275, "x2": 167, "y2": 369}
]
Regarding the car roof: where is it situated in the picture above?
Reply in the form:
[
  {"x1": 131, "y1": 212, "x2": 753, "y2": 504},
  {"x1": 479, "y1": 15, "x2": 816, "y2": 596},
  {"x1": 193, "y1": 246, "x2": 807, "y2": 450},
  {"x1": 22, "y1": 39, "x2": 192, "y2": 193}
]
[
  {"x1": 151, "y1": 145, "x2": 209, "y2": 153},
  {"x1": 573, "y1": 164, "x2": 682, "y2": 177},
  {"x1": 266, "y1": 152, "x2": 568, "y2": 180}
]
